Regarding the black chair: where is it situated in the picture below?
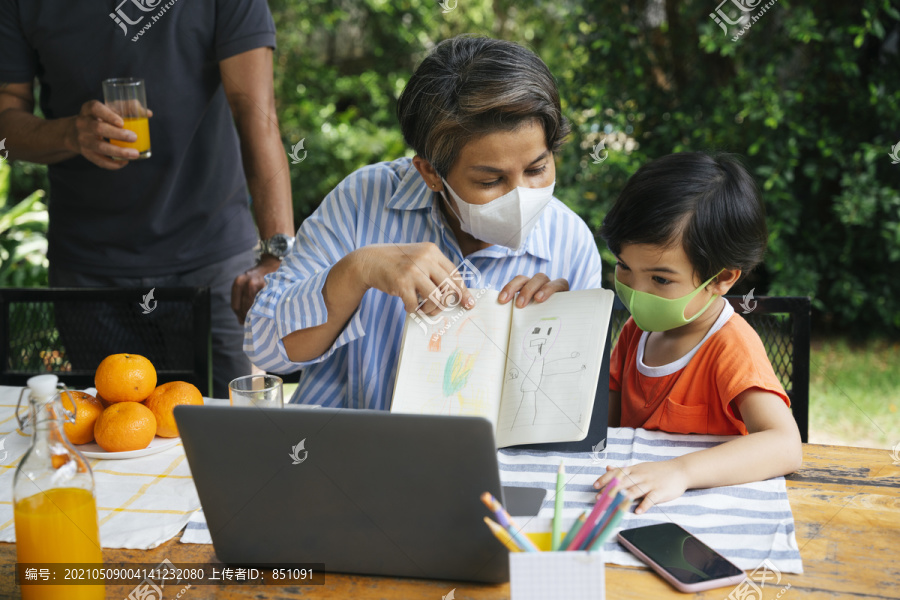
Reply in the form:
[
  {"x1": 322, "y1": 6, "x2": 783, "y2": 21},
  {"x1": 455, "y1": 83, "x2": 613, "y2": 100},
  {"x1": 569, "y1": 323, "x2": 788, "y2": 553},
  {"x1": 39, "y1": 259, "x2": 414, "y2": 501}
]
[
  {"x1": 610, "y1": 296, "x2": 811, "y2": 442},
  {"x1": 0, "y1": 287, "x2": 212, "y2": 396}
]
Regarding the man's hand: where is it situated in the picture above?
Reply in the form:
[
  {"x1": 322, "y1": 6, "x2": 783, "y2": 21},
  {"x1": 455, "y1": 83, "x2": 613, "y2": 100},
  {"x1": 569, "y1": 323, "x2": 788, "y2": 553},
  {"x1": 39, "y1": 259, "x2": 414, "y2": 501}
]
[
  {"x1": 68, "y1": 100, "x2": 152, "y2": 169},
  {"x1": 232, "y1": 256, "x2": 281, "y2": 324}
]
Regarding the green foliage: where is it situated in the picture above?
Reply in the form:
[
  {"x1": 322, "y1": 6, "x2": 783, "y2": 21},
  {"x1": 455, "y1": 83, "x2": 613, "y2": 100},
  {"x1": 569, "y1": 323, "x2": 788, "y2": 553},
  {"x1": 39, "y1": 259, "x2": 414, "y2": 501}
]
[
  {"x1": 271, "y1": 0, "x2": 900, "y2": 335},
  {"x1": 553, "y1": 0, "x2": 900, "y2": 335},
  {"x1": 269, "y1": 0, "x2": 579, "y2": 221},
  {"x1": 0, "y1": 162, "x2": 49, "y2": 287},
  {"x1": 5, "y1": 0, "x2": 899, "y2": 335}
]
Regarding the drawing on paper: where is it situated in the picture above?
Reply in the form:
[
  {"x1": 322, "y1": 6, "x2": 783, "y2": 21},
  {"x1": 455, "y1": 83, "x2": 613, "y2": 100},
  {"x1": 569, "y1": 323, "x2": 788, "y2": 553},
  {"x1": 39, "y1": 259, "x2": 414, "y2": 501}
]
[
  {"x1": 428, "y1": 317, "x2": 449, "y2": 352},
  {"x1": 422, "y1": 315, "x2": 490, "y2": 416},
  {"x1": 506, "y1": 317, "x2": 586, "y2": 429}
]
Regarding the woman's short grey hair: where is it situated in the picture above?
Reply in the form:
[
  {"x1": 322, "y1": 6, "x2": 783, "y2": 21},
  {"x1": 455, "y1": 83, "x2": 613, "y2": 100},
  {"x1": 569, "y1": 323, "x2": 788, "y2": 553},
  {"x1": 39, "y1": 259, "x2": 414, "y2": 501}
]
[{"x1": 397, "y1": 35, "x2": 570, "y2": 177}]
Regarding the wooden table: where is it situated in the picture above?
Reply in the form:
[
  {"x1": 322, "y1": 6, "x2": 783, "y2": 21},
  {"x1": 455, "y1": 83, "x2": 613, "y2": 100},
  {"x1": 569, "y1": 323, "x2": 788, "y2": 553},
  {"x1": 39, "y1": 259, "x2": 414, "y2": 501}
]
[{"x1": 1, "y1": 443, "x2": 898, "y2": 599}]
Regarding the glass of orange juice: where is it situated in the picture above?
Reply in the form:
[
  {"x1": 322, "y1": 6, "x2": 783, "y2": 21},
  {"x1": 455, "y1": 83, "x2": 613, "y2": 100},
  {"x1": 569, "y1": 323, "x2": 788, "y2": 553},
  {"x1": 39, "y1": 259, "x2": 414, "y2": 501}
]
[{"x1": 102, "y1": 77, "x2": 151, "y2": 159}]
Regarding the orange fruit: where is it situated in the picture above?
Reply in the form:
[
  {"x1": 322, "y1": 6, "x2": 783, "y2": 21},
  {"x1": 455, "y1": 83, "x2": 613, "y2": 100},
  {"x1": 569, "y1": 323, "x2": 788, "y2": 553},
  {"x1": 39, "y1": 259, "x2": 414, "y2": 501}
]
[
  {"x1": 94, "y1": 353, "x2": 157, "y2": 403},
  {"x1": 93, "y1": 402, "x2": 157, "y2": 452},
  {"x1": 96, "y1": 393, "x2": 113, "y2": 409},
  {"x1": 143, "y1": 381, "x2": 203, "y2": 438},
  {"x1": 60, "y1": 391, "x2": 104, "y2": 445}
]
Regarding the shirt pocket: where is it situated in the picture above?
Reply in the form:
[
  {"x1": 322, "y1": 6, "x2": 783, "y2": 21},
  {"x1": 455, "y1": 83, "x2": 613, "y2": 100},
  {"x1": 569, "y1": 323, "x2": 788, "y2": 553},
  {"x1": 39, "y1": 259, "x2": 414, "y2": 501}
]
[{"x1": 659, "y1": 398, "x2": 708, "y2": 434}]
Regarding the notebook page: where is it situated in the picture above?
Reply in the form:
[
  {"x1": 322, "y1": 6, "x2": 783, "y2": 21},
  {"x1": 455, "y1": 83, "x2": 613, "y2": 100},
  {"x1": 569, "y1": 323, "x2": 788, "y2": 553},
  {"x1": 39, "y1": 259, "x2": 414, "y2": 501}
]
[
  {"x1": 390, "y1": 289, "x2": 512, "y2": 431},
  {"x1": 496, "y1": 288, "x2": 614, "y2": 447}
]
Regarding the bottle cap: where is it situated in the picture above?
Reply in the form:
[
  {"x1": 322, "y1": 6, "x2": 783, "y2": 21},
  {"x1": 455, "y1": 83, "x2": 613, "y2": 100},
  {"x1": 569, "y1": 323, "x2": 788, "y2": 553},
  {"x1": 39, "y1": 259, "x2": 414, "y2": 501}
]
[{"x1": 26, "y1": 374, "x2": 59, "y2": 400}]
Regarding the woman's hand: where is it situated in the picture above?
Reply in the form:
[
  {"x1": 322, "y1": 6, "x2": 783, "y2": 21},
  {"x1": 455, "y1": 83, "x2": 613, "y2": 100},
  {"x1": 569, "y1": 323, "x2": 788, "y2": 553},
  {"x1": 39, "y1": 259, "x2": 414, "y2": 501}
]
[
  {"x1": 594, "y1": 462, "x2": 689, "y2": 515},
  {"x1": 498, "y1": 273, "x2": 568, "y2": 307},
  {"x1": 353, "y1": 243, "x2": 476, "y2": 315}
]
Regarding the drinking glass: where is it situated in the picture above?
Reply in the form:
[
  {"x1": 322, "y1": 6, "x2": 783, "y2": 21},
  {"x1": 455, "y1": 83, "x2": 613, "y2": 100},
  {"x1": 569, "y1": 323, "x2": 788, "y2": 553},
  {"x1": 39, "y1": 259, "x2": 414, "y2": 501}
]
[
  {"x1": 102, "y1": 77, "x2": 151, "y2": 159},
  {"x1": 229, "y1": 374, "x2": 284, "y2": 409}
]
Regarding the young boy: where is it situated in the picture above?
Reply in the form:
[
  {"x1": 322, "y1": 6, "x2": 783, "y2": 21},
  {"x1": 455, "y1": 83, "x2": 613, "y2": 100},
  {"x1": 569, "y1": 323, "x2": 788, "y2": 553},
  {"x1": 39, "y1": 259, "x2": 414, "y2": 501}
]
[{"x1": 594, "y1": 152, "x2": 802, "y2": 514}]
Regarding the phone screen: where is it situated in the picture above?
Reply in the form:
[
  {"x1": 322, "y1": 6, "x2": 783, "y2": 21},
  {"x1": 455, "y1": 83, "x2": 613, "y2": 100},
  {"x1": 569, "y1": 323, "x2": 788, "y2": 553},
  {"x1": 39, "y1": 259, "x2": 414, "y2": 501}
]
[{"x1": 618, "y1": 523, "x2": 743, "y2": 584}]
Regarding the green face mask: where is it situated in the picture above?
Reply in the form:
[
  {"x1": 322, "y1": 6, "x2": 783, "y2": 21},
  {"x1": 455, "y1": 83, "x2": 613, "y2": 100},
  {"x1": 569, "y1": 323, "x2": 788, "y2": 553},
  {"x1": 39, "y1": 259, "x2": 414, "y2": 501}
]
[{"x1": 614, "y1": 270, "x2": 722, "y2": 332}]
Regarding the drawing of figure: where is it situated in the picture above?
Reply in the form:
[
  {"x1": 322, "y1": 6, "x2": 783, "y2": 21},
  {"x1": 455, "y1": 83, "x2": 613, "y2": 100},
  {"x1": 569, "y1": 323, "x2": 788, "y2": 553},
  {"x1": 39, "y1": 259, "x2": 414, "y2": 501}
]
[{"x1": 507, "y1": 317, "x2": 585, "y2": 428}]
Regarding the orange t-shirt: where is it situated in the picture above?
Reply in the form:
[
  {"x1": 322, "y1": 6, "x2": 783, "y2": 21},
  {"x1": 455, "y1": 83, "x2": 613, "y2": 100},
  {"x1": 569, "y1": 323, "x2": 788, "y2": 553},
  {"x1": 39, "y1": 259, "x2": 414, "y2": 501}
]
[{"x1": 610, "y1": 303, "x2": 790, "y2": 436}]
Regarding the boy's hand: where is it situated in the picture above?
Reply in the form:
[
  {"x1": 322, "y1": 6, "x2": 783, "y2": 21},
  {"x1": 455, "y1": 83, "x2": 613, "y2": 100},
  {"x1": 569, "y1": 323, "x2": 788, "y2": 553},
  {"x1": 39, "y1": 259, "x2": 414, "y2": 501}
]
[
  {"x1": 498, "y1": 273, "x2": 568, "y2": 308},
  {"x1": 595, "y1": 462, "x2": 689, "y2": 515}
]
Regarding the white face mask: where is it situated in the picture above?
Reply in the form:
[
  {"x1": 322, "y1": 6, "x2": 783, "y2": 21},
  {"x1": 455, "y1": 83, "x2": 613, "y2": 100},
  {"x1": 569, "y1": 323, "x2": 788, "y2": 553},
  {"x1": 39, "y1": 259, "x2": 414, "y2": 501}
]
[{"x1": 441, "y1": 178, "x2": 555, "y2": 250}]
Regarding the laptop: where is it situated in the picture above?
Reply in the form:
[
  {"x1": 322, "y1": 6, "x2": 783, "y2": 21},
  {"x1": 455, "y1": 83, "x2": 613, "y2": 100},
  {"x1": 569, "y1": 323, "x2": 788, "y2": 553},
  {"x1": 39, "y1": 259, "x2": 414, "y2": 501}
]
[{"x1": 175, "y1": 406, "x2": 546, "y2": 583}]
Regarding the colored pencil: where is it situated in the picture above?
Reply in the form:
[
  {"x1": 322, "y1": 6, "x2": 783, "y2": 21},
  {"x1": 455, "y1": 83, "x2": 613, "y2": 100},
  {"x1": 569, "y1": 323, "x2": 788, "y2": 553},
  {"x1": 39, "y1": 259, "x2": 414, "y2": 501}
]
[
  {"x1": 506, "y1": 525, "x2": 540, "y2": 553},
  {"x1": 580, "y1": 490, "x2": 626, "y2": 549},
  {"x1": 566, "y1": 478, "x2": 619, "y2": 550},
  {"x1": 480, "y1": 492, "x2": 512, "y2": 528},
  {"x1": 558, "y1": 511, "x2": 587, "y2": 551},
  {"x1": 480, "y1": 492, "x2": 539, "y2": 552},
  {"x1": 587, "y1": 500, "x2": 631, "y2": 551},
  {"x1": 551, "y1": 462, "x2": 565, "y2": 551},
  {"x1": 483, "y1": 516, "x2": 522, "y2": 553}
]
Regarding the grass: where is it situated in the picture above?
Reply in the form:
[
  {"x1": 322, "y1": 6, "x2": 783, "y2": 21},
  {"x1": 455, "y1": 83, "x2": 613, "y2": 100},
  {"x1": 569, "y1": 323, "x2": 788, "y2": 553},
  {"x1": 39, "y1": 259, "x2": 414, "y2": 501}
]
[{"x1": 808, "y1": 337, "x2": 900, "y2": 450}]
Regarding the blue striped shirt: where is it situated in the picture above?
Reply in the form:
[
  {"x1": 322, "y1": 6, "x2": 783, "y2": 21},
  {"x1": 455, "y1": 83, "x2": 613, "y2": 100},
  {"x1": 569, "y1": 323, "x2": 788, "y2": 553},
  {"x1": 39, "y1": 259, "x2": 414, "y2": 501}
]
[{"x1": 245, "y1": 157, "x2": 604, "y2": 408}]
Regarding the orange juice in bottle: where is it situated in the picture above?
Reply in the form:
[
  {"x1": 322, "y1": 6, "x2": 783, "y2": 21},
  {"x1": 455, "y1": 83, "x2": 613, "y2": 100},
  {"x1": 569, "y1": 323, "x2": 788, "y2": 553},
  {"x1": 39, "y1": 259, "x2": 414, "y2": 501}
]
[{"x1": 13, "y1": 375, "x2": 105, "y2": 600}]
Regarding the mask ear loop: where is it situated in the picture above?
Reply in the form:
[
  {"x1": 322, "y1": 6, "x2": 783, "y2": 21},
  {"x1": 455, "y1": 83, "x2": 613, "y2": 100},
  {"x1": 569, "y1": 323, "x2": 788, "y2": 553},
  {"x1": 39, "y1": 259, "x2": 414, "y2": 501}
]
[
  {"x1": 439, "y1": 178, "x2": 466, "y2": 225},
  {"x1": 681, "y1": 269, "x2": 726, "y2": 321}
]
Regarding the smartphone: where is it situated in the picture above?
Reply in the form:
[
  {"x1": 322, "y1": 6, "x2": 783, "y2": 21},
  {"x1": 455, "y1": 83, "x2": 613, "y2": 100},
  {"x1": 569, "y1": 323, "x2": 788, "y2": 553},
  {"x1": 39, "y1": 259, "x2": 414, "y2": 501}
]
[{"x1": 618, "y1": 523, "x2": 746, "y2": 593}]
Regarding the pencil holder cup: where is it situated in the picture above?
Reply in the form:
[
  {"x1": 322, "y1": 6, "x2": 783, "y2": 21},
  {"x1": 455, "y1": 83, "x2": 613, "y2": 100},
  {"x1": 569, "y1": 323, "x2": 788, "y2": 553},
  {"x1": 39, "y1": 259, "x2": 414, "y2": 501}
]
[
  {"x1": 509, "y1": 551, "x2": 605, "y2": 600},
  {"x1": 504, "y1": 517, "x2": 605, "y2": 599}
]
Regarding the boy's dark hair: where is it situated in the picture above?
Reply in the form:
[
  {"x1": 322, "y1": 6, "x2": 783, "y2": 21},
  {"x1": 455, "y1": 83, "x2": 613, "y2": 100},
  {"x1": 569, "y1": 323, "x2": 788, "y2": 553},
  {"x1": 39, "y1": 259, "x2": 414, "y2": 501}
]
[
  {"x1": 599, "y1": 152, "x2": 767, "y2": 282},
  {"x1": 397, "y1": 35, "x2": 570, "y2": 178}
]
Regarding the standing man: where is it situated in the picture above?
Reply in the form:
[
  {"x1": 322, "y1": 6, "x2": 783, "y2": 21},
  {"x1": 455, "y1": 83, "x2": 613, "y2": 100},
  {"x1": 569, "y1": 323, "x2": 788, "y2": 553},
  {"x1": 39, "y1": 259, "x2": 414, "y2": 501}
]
[{"x1": 0, "y1": 0, "x2": 294, "y2": 397}]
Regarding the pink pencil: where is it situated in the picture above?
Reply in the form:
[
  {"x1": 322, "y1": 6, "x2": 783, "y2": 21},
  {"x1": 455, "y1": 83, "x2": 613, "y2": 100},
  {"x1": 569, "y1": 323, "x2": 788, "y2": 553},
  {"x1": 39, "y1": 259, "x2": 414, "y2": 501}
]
[{"x1": 567, "y1": 477, "x2": 620, "y2": 550}]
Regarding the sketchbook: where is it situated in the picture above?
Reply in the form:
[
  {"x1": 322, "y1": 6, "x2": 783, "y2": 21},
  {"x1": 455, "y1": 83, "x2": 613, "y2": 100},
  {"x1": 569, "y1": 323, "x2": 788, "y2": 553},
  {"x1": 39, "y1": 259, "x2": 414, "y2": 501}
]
[{"x1": 390, "y1": 288, "x2": 615, "y2": 448}]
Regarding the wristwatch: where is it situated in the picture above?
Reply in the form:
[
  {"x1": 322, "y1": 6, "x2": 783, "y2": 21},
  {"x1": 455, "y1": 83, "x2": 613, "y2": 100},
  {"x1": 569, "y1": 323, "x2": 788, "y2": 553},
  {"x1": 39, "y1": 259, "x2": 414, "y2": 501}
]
[{"x1": 258, "y1": 234, "x2": 295, "y2": 259}]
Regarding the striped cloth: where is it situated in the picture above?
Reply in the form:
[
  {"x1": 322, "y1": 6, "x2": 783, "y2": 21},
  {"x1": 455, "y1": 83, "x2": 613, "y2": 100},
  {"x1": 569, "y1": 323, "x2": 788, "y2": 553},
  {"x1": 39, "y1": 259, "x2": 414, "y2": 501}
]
[
  {"x1": 0, "y1": 386, "x2": 201, "y2": 549},
  {"x1": 182, "y1": 427, "x2": 803, "y2": 574},
  {"x1": 503, "y1": 427, "x2": 803, "y2": 573},
  {"x1": 243, "y1": 156, "x2": 604, "y2": 410}
]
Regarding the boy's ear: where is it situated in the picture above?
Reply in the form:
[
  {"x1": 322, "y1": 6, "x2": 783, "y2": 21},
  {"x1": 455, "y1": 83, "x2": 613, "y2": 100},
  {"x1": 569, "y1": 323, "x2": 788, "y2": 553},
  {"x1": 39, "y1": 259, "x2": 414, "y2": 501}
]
[{"x1": 708, "y1": 268, "x2": 741, "y2": 295}]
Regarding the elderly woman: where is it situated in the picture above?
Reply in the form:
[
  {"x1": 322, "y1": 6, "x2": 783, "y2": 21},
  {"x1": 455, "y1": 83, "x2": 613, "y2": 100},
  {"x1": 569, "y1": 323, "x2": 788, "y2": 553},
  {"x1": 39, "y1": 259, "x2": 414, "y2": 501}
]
[{"x1": 246, "y1": 35, "x2": 603, "y2": 407}]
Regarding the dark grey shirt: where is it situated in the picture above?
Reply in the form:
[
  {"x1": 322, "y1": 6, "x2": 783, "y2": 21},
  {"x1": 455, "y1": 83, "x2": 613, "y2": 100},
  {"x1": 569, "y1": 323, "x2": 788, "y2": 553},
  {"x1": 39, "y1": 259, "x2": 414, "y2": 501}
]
[{"x1": 0, "y1": 0, "x2": 276, "y2": 276}]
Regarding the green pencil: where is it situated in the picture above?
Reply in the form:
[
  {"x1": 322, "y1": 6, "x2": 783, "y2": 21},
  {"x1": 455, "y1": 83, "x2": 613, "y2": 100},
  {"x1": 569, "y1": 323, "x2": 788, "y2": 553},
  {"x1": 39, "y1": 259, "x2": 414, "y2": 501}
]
[
  {"x1": 587, "y1": 500, "x2": 630, "y2": 551},
  {"x1": 558, "y1": 510, "x2": 587, "y2": 551},
  {"x1": 551, "y1": 462, "x2": 565, "y2": 551}
]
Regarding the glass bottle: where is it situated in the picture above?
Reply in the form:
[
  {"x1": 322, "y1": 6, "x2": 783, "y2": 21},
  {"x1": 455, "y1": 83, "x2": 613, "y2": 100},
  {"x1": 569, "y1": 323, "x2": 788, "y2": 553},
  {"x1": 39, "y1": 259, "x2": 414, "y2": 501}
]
[{"x1": 13, "y1": 375, "x2": 105, "y2": 600}]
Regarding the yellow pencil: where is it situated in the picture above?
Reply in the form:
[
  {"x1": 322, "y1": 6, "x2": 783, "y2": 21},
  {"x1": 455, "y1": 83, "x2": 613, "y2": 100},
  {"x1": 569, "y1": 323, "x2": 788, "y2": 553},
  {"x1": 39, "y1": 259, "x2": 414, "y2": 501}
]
[{"x1": 483, "y1": 516, "x2": 523, "y2": 552}]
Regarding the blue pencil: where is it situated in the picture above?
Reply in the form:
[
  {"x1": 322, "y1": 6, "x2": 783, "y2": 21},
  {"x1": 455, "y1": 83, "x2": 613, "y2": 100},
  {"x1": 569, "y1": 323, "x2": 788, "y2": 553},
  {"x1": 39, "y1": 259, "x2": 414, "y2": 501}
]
[
  {"x1": 480, "y1": 492, "x2": 539, "y2": 551},
  {"x1": 580, "y1": 491, "x2": 626, "y2": 549},
  {"x1": 506, "y1": 525, "x2": 540, "y2": 552},
  {"x1": 567, "y1": 478, "x2": 619, "y2": 550},
  {"x1": 558, "y1": 511, "x2": 587, "y2": 551},
  {"x1": 588, "y1": 500, "x2": 632, "y2": 551}
]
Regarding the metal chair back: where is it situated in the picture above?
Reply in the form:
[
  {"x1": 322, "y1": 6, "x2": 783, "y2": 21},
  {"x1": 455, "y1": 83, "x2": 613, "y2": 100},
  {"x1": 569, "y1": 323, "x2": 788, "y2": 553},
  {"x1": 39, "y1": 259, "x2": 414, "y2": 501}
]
[{"x1": 0, "y1": 287, "x2": 211, "y2": 396}]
